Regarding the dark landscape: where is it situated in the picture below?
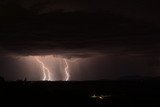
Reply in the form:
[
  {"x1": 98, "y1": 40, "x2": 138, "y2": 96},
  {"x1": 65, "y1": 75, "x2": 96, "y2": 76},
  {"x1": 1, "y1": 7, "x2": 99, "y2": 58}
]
[{"x1": 1, "y1": 80, "x2": 160, "y2": 106}]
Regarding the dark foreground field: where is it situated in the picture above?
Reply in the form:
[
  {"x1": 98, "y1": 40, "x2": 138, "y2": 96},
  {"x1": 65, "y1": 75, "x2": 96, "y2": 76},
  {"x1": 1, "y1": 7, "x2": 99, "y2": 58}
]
[{"x1": 0, "y1": 80, "x2": 160, "y2": 107}]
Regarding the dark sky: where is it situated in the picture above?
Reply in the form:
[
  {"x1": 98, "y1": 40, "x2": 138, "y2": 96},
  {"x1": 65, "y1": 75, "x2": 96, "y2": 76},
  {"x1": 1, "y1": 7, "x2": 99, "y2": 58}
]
[{"x1": 0, "y1": 0, "x2": 160, "y2": 80}]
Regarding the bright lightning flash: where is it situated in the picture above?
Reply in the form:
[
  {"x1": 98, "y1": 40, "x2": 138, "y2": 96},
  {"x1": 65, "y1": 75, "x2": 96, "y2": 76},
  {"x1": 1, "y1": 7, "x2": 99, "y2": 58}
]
[
  {"x1": 35, "y1": 57, "x2": 52, "y2": 81},
  {"x1": 63, "y1": 58, "x2": 79, "y2": 81},
  {"x1": 33, "y1": 55, "x2": 79, "y2": 81},
  {"x1": 64, "y1": 59, "x2": 69, "y2": 81}
]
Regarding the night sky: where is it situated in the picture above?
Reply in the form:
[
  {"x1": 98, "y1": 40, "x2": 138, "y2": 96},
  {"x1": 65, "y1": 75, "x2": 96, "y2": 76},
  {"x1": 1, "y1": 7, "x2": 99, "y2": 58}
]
[{"x1": 0, "y1": 0, "x2": 160, "y2": 81}]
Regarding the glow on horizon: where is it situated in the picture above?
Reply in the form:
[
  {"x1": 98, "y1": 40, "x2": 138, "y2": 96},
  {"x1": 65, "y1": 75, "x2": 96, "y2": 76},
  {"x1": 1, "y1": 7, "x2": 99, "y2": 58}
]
[{"x1": 14, "y1": 55, "x2": 81, "y2": 81}]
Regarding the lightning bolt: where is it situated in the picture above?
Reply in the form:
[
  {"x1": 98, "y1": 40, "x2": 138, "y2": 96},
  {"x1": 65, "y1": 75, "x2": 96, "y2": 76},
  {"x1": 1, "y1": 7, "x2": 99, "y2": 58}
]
[
  {"x1": 63, "y1": 58, "x2": 79, "y2": 81},
  {"x1": 64, "y1": 59, "x2": 69, "y2": 81},
  {"x1": 35, "y1": 57, "x2": 52, "y2": 81},
  {"x1": 33, "y1": 56, "x2": 79, "y2": 81}
]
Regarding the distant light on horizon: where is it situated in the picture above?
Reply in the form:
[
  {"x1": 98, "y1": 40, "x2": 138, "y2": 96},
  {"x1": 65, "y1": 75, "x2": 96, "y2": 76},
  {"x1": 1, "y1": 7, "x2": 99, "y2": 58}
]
[{"x1": 91, "y1": 94, "x2": 112, "y2": 100}]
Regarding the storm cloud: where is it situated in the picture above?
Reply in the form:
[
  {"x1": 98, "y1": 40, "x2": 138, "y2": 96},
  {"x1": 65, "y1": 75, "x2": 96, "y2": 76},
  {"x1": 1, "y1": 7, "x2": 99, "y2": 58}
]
[
  {"x1": 0, "y1": 0, "x2": 159, "y2": 57},
  {"x1": 0, "y1": 0, "x2": 160, "y2": 80},
  {"x1": 0, "y1": 12, "x2": 159, "y2": 57}
]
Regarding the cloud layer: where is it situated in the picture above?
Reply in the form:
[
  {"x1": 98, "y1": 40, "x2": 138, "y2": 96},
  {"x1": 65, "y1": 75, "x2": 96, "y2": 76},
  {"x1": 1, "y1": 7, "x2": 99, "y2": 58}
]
[{"x1": 0, "y1": 13, "x2": 159, "y2": 57}]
